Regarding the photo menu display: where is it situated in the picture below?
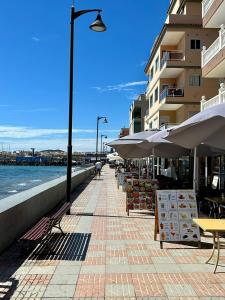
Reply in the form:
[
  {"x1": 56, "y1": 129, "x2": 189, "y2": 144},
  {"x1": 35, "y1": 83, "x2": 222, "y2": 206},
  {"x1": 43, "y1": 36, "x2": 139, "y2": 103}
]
[
  {"x1": 126, "y1": 179, "x2": 158, "y2": 211},
  {"x1": 157, "y1": 190, "x2": 200, "y2": 242}
]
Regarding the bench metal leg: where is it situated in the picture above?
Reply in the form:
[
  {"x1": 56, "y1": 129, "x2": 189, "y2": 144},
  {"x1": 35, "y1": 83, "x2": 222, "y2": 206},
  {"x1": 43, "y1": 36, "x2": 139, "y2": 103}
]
[{"x1": 53, "y1": 221, "x2": 65, "y2": 235}]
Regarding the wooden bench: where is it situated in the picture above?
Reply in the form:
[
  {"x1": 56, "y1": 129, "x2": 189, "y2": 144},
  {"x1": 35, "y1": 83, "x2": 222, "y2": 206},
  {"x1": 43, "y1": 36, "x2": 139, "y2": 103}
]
[
  {"x1": 19, "y1": 202, "x2": 71, "y2": 248},
  {"x1": 48, "y1": 202, "x2": 71, "y2": 235}
]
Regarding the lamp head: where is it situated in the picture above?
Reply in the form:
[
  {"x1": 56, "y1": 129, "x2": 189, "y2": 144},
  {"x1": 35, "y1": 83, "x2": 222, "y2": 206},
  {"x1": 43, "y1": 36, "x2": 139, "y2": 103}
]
[
  {"x1": 105, "y1": 135, "x2": 107, "y2": 139},
  {"x1": 90, "y1": 13, "x2": 107, "y2": 32},
  {"x1": 103, "y1": 117, "x2": 108, "y2": 123}
]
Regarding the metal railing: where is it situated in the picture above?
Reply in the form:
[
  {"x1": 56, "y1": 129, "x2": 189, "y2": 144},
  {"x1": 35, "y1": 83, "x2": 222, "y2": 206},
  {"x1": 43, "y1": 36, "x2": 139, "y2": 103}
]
[
  {"x1": 160, "y1": 87, "x2": 184, "y2": 102},
  {"x1": 201, "y1": 83, "x2": 225, "y2": 111},
  {"x1": 202, "y1": 0, "x2": 214, "y2": 17},
  {"x1": 160, "y1": 51, "x2": 184, "y2": 69},
  {"x1": 202, "y1": 25, "x2": 225, "y2": 67},
  {"x1": 160, "y1": 123, "x2": 177, "y2": 130}
]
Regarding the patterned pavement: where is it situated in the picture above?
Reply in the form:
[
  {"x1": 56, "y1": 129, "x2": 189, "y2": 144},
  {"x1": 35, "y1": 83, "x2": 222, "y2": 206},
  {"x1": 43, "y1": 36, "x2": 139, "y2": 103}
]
[{"x1": 1, "y1": 166, "x2": 225, "y2": 299}]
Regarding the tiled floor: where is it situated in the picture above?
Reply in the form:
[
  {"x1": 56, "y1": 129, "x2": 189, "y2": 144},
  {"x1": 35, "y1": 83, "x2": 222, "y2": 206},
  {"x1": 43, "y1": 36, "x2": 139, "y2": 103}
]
[{"x1": 1, "y1": 166, "x2": 225, "y2": 299}]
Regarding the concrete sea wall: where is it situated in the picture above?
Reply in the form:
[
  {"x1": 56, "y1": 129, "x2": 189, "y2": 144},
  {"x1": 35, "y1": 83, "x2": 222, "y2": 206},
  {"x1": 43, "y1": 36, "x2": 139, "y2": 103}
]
[{"x1": 0, "y1": 166, "x2": 94, "y2": 254}]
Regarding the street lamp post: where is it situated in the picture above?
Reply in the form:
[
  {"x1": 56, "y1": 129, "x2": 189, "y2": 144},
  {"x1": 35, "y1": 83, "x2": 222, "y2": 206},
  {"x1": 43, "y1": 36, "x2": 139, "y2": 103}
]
[
  {"x1": 96, "y1": 117, "x2": 108, "y2": 162},
  {"x1": 66, "y1": 3, "x2": 107, "y2": 210},
  {"x1": 100, "y1": 134, "x2": 107, "y2": 156}
]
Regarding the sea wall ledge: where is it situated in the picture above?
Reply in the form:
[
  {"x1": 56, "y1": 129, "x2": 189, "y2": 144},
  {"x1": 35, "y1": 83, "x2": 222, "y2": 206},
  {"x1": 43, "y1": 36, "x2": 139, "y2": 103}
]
[{"x1": 0, "y1": 166, "x2": 95, "y2": 254}]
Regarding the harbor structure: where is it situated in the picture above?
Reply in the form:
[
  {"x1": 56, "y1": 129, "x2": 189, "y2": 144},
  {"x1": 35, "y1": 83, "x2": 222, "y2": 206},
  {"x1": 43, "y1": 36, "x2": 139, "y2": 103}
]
[{"x1": 144, "y1": 0, "x2": 219, "y2": 130}]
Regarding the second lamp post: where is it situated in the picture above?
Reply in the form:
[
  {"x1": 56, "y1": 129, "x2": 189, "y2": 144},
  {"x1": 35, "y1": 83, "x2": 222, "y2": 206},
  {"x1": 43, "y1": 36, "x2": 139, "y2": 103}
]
[{"x1": 96, "y1": 116, "x2": 108, "y2": 162}]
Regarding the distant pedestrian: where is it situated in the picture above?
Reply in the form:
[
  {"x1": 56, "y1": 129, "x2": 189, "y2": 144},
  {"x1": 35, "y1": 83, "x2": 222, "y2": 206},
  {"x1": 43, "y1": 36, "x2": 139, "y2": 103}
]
[{"x1": 95, "y1": 161, "x2": 102, "y2": 178}]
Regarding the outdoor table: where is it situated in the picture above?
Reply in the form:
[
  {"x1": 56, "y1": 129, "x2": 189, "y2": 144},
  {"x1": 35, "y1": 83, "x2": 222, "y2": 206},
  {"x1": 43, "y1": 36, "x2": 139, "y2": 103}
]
[
  {"x1": 193, "y1": 218, "x2": 225, "y2": 273},
  {"x1": 205, "y1": 197, "x2": 225, "y2": 218}
]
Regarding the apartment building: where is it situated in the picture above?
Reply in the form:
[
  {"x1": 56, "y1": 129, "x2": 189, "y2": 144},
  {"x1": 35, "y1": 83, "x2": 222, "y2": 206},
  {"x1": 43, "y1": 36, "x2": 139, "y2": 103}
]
[
  {"x1": 201, "y1": 0, "x2": 225, "y2": 111},
  {"x1": 129, "y1": 94, "x2": 148, "y2": 134},
  {"x1": 144, "y1": 0, "x2": 219, "y2": 130}
]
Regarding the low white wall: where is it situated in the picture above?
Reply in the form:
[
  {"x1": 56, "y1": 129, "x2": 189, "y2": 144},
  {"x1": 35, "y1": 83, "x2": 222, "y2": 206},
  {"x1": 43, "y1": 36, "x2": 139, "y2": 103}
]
[{"x1": 0, "y1": 166, "x2": 94, "y2": 254}]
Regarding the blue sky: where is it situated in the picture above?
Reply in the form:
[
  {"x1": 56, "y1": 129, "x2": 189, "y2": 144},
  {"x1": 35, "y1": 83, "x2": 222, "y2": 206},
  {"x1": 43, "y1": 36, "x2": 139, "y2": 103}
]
[{"x1": 0, "y1": 0, "x2": 169, "y2": 152}]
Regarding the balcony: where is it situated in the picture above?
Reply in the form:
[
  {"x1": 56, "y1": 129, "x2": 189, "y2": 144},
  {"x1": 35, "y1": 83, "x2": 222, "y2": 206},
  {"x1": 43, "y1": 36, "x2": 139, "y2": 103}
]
[
  {"x1": 202, "y1": 0, "x2": 225, "y2": 27},
  {"x1": 160, "y1": 51, "x2": 184, "y2": 69},
  {"x1": 202, "y1": 25, "x2": 225, "y2": 77},
  {"x1": 201, "y1": 83, "x2": 225, "y2": 111},
  {"x1": 202, "y1": 25, "x2": 225, "y2": 66},
  {"x1": 160, "y1": 87, "x2": 184, "y2": 102},
  {"x1": 167, "y1": 14, "x2": 202, "y2": 26},
  {"x1": 202, "y1": 0, "x2": 214, "y2": 17}
]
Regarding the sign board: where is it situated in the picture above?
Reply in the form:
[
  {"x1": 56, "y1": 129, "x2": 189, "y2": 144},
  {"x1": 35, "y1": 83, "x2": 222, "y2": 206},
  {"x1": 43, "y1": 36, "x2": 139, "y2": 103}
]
[
  {"x1": 157, "y1": 190, "x2": 200, "y2": 244},
  {"x1": 126, "y1": 179, "x2": 158, "y2": 215}
]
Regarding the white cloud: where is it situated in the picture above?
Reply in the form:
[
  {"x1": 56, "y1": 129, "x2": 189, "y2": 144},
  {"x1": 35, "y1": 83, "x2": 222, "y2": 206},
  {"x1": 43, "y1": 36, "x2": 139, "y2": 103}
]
[
  {"x1": 93, "y1": 81, "x2": 147, "y2": 92},
  {"x1": 0, "y1": 126, "x2": 119, "y2": 139},
  {"x1": 139, "y1": 60, "x2": 147, "y2": 67},
  {"x1": 32, "y1": 36, "x2": 40, "y2": 42}
]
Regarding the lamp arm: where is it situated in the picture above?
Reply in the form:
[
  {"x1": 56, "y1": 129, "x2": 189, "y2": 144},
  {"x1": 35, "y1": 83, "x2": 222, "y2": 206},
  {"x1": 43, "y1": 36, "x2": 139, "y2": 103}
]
[{"x1": 73, "y1": 9, "x2": 102, "y2": 20}]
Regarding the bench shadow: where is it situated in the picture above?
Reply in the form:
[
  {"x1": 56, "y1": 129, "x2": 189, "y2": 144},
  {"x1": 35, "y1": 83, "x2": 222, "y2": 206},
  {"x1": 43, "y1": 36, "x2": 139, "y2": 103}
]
[
  {"x1": 0, "y1": 232, "x2": 91, "y2": 298},
  {"x1": 28, "y1": 232, "x2": 91, "y2": 261}
]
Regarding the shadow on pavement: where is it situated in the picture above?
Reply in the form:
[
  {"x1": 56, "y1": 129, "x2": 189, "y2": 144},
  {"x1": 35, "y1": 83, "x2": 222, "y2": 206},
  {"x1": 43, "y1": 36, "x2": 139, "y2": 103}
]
[
  {"x1": 76, "y1": 212, "x2": 153, "y2": 219},
  {"x1": 0, "y1": 232, "x2": 91, "y2": 299},
  {"x1": 28, "y1": 232, "x2": 91, "y2": 261}
]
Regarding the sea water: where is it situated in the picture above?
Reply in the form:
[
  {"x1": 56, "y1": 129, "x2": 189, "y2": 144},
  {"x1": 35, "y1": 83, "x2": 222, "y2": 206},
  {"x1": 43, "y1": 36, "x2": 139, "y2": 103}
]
[{"x1": 0, "y1": 165, "x2": 82, "y2": 200}]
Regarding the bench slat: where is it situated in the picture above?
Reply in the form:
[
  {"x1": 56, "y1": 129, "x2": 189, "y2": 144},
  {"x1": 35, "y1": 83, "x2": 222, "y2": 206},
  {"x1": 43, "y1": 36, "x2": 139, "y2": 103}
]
[{"x1": 20, "y1": 217, "x2": 50, "y2": 241}]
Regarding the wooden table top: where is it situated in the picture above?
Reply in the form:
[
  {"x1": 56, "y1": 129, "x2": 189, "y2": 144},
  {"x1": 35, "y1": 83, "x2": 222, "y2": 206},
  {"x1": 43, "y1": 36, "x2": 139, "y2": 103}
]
[{"x1": 193, "y1": 218, "x2": 225, "y2": 232}]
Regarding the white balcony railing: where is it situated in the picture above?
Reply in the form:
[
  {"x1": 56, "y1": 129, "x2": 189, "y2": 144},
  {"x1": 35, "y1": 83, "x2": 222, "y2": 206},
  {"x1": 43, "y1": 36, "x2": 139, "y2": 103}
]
[
  {"x1": 202, "y1": 0, "x2": 214, "y2": 17},
  {"x1": 201, "y1": 83, "x2": 225, "y2": 111},
  {"x1": 202, "y1": 25, "x2": 225, "y2": 67}
]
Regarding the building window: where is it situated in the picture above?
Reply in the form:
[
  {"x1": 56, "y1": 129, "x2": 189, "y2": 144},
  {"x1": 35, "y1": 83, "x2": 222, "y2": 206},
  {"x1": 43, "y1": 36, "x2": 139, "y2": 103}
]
[
  {"x1": 154, "y1": 87, "x2": 159, "y2": 102},
  {"x1": 155, "y1": 56, "x2": 159, "y2": 72},
  {"x1": 150, "y1": 67, "x2": 154, "y2": 80},
  {"x1": 149, "y1": 122, "x2": 153, "y2": 129},
  {"x1": 189, "y1": 75, "x2": 201, "y2": 86},
  {"x1": 150, "y1": 95, "x2": 153, "y2": 108},
  {"x1": 190, "y1": 39, "x2": 201, "y2": 49}
]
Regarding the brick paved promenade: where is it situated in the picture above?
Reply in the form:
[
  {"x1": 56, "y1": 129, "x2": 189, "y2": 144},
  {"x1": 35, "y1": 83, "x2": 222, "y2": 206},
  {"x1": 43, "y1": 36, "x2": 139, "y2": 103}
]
[{"x1": 1, "y1": 166, "x2": 225, "y2": 299}]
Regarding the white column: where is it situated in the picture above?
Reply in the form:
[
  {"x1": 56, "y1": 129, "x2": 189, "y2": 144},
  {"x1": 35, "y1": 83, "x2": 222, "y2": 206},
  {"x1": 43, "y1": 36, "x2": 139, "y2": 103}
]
[
  {"x1": 157, "y1": 157, "x2": 160, "y2": 175},
  {"x1": 201, "y1": 95, "x2": 206, "y2": 111},
  {"x1": 219, "y1": 24, "x2": 225, "y2": 49},
  {"x1": 205, "y1": 156, "x2": 208, "y2": 187},
  {"x1": 202, "y1": 46, "x2": 206, "y2": 67},
  {"x1": 152, "y1": 149, "x2": 155, "y2": 179},
  {"x1": 193, "y1": 147, "x2": 197, "y2": 191},
  {"x1": 219, "y1": 82, "x2": 225, "y2": 104}
]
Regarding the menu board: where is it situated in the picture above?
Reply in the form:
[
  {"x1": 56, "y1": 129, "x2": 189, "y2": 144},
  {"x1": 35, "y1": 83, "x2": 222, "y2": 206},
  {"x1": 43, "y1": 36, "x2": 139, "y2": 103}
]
[
  {"x1": 126, "y1": 179, "x2": 158, "y2": 215},
  {"x1": 157, "y1": 190, "x2": 200, "y2": 242}
]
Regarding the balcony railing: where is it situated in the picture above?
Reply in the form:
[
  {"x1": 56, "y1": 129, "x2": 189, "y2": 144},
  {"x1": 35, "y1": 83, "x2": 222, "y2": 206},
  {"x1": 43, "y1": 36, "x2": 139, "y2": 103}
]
[
  {"x1": 201, "y1": 83, "x2": 225, "y2": 111},
  {"x1": 160, "y1": 87, "x2": 184, "y2": 102},
  {"x1": 202, "y1": 25, "x2": 225, "y2": 67},
  {"x1": 202, "y1": 0, "x2": 214, "y2": 17},
  {"x1": 160, "y1": 51, "x2": 184, "y2": 69},
  {"x1": 160, "y1": 123, "x2": 177, "y2": 130}
]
